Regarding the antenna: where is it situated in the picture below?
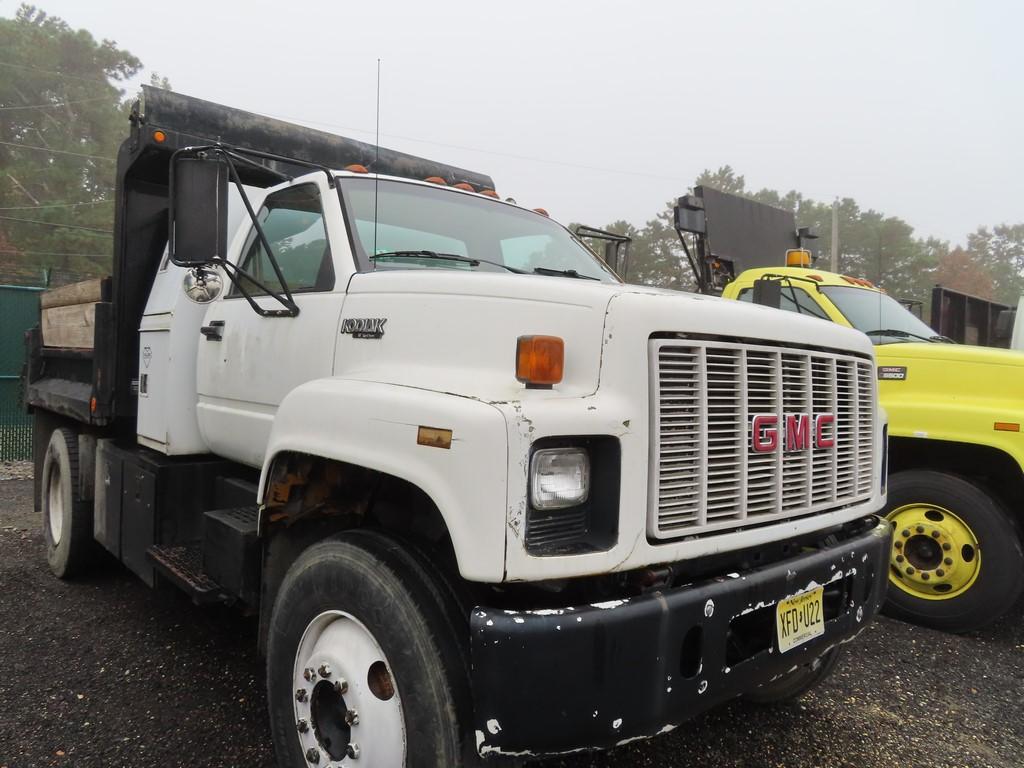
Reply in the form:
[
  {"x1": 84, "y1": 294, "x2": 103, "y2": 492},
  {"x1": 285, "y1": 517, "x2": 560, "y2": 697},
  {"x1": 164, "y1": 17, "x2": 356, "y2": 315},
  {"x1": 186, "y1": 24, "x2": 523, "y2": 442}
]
[{"x1": 373, "y1": 59, "x2": 381, "y2": 258}]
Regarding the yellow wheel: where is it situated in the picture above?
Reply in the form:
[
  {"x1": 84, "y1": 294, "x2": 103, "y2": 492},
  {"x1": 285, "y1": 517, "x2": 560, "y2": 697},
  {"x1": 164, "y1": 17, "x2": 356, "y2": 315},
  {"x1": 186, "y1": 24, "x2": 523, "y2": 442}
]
[
  {"x1": 887, "y1": 503, "x2": 980, "y2": 600},
  {"x1": 881, "y1": 470, "x2": 1024, "y2": 633}
]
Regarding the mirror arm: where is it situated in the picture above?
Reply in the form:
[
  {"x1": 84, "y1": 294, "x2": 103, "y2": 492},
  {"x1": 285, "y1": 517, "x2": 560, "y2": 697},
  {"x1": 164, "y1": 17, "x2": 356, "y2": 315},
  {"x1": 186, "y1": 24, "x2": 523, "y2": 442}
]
[
  {"x1": 210, "y1": 257, "x2": 299, "y2": 318},
  {"x1": 218, "y1": 150, "x2": 300, "y2": 316}
]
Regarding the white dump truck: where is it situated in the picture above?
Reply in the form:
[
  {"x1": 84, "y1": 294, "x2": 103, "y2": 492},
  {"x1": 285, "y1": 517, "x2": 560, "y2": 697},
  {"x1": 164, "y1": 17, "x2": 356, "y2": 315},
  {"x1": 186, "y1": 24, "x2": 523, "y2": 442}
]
[{"x1": 26, "y1": 86, "x2": 891, "y2": 766}]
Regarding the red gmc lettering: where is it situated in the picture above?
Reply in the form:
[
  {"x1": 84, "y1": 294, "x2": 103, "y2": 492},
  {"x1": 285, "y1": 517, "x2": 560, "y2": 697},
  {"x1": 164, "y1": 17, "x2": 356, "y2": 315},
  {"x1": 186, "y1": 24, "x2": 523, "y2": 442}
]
[
  {"x1": 751, "y1": 413, "x2": 836, "y2": 452},
  {"x1": 785, "y1": 414, "x2": 811, "y2": 451},
  {"x1": 752, "y1": 415, "x2": 778, "y2": 452},
  {"x1": 815, "y1": 414, "x2": 835, "y2": 448}
]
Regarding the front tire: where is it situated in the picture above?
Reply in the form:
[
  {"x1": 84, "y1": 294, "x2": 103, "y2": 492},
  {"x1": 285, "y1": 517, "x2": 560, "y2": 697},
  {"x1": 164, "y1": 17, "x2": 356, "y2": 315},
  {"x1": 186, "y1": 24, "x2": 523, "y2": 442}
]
[
  {"x1": 266, "y1": 531, "x2": 472, "y2": 768},
  {"x1": 42, "y1": 427, "x2": 94, "y2": 578},
  {"x1": 882, "y1": 470, "x2": 1024, "y2": 633}
]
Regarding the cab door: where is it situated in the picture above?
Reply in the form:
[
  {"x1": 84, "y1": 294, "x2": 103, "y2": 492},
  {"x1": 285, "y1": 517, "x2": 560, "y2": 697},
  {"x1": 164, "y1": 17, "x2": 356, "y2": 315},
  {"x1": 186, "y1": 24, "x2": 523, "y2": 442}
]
[{"x1": 196, "y1": 177, "x2": 347, "y2": 467}]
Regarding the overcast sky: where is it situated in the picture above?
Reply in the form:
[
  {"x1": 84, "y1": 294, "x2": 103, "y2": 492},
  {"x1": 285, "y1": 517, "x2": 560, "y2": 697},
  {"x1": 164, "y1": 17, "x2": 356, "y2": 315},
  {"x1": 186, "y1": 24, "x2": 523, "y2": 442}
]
[{"x1": 6, "y1": 0, "x2": 1022, "y2": 244}]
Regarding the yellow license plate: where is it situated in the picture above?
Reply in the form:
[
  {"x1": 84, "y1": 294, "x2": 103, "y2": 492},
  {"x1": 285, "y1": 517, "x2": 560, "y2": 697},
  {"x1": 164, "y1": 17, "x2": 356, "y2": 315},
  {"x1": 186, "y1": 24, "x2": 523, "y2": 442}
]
[{"x1": 775, "y1": 586, "x2": 825, "y2": 653}]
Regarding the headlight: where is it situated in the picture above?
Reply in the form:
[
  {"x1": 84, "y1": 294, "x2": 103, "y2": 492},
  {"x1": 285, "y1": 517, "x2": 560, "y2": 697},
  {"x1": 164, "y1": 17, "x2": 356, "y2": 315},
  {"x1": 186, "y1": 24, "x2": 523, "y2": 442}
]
[{"x1": 530, "y1": 448, "x2": 590, "y2": 510}]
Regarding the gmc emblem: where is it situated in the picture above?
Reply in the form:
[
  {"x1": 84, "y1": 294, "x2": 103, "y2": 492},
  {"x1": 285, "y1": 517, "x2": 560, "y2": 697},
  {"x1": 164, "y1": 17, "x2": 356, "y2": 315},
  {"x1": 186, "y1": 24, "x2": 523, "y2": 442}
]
[{"x1": 751, "y1": 414, "x2": 835, "y2": 453}]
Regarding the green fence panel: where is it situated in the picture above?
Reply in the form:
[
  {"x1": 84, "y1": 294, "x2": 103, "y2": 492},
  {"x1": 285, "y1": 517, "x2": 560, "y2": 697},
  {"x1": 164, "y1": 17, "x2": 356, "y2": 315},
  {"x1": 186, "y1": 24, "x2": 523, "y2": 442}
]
[{"x1": 0, "y1": 284, "x2": 43, "y2": 461}]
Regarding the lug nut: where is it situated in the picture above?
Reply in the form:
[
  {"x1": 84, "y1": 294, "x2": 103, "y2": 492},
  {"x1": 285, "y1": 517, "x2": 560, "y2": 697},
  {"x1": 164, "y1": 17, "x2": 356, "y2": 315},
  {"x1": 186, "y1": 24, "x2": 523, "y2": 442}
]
[
  {"x1": 297, "y1": 718, "x2": 309, "y2": 733},
  {"x1": 896, "y1": 555, "x2": 905, "y2": 563},
  {"x1": 346, "y1": 743, "x2": 361, "y2": 759},
  {"x1": 894, "y1": 541, "x2": 903, "y2": 549},
  {"x1": 318, "y1": 663, "x2": 332, "y2": 678},
  {"x1": 936, "y1": 569, "x2": 945, "y2": 577},
  {"x1": 295, "y1": 688, "x2": 307, "y2": 702},
  {"x1": 931, "y1": 530, "x2": 940, "y2": 538},
  {"x1": 944, "y1": 557, "x2": 953, "y2": 566},
  {"x1": 922, "y1": 573, "x2": 930, "y2": 580},
  {"x1": 303, "y1": 668, "x2": 316, "y2": 682},
  {"x1": 306, "y1": 747, "x2": 320, "y2": 763},
  {"x1": 334, "y1": 678, "x2": 349, "y2": 694},
  {"x1": 942, "y1": 543, "x2": 951, "y2": 551},
  {"x1": 916, "y1": 525, "x2": 925, "y2": 534},
  {"x1": 345, "y1": 709, "x2": 359, "y2": 726},
  {"x1": 906, "y1": 567, "x2": 915, "y2": 575},
  {"x1": 902, "y1": 529, "x2": 910, "y2": 537}
]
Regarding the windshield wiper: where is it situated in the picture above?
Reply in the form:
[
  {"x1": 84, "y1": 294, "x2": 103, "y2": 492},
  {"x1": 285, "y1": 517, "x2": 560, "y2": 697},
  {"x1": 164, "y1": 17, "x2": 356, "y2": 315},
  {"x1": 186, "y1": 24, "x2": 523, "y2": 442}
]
[
  {"x1": 370, "y1": 250, "x2": 523, "y2": 273},
  {"x1": 531, "y1": 266, "x2": 599, "y2": 280},
  {"x1": 863, "y1": 328, "x2": 936, "y2": 343}
]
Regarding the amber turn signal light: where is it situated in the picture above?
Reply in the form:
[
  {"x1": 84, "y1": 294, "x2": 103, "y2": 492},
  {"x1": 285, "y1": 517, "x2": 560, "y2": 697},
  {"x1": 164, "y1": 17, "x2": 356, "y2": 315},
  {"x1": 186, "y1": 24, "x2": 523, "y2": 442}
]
[
  {"x1": 152, "y1": 130, "x2": 166, "y2": 143},
  {"x1": 516, "y1": 336, "x2": 564, "y2": 387}
]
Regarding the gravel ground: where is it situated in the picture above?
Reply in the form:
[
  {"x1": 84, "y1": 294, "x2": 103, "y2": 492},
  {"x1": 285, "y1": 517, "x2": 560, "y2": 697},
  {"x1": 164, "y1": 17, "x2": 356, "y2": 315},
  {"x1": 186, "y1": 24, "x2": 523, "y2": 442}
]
[{"x1": 2, "y1": 476, "x2": 1022, "y2": 768}]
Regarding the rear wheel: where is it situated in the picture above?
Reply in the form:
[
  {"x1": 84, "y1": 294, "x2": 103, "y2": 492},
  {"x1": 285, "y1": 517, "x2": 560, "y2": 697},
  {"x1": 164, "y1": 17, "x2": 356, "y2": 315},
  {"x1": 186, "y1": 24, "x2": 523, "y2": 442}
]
[
  {"x1": 266, "y1": 530, "x2": 474, "y2": 768},
  {"x1": 744, "y1": 647, "x2": 842, "y2": 704},
  {"x1": 41, "y1": 427, "x2": 94, "y2": 578},
  {"x1": 882, "y1": 470, "x2": 1024, "y2": 633}
]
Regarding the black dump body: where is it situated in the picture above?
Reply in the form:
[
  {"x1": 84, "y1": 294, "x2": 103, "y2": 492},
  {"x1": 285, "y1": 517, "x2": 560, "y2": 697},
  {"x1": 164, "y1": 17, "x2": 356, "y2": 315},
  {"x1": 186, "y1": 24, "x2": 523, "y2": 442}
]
[{"x1": 24, "y1": 85, "x2": 494, "y2": 437}]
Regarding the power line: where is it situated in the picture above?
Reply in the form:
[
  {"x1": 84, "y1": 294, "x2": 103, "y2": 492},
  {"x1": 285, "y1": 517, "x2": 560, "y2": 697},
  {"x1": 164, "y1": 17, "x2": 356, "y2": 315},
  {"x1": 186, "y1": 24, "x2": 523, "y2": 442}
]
[
  {"x1": 0, "y1": 249, "x2": 109, "y2": 258},
  {"x1": 0, "y1": 60, "x2": 115, "y2": 86},
  {"x1": 0, "y1": 200, "x2": 111, "y2": 211},
  {"x1": 256, "y1": 109, "x2": 682, "y2": 183},
  {"x1": 0, "y1": 215, "x2": 111, "y2": 234},
  {"x1": 0, "y1": 140, "x2": 115, "y2": 161},
  {"x1": 0, "y1": 96, "x2": 111, "y2": 111}
]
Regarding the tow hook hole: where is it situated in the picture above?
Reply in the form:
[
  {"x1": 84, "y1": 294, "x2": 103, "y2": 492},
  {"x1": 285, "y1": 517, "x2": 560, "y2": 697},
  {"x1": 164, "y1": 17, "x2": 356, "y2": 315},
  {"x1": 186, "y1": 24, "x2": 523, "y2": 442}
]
[
  {"x1": 679, "y1": 626, "x2": 703, "y2": 680},
  {"x1": 368, "y1": 660, "x2": 395, "y2": 701},
  {"x1": 962, "y1": 544, "x2": 976, "y2": 563},
  {"x1": 924, "y1": 510, "x2": 944, "y2": 523}
]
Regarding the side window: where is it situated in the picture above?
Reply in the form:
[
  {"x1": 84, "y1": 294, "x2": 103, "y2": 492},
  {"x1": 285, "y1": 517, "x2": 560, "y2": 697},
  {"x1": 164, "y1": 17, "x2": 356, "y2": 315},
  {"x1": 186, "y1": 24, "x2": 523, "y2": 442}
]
[
  {"x1": 736, "y1": 286, "x2": 830, "y2": 321},
  {"x1": 230, "y1": 184, "x2": 333, "y2": 296}
]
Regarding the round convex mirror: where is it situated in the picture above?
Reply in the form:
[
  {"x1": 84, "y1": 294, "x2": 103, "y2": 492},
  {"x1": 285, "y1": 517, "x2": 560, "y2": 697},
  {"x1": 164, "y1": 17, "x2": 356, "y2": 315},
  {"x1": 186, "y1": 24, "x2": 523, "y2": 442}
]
[{"x1": 183, "y1": 267, "x2": 223, "y2": 303}]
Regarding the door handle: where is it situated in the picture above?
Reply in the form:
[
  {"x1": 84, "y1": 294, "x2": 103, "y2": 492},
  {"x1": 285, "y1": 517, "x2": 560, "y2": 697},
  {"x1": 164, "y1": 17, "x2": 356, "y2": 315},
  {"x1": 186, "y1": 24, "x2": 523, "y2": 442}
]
[{"x1": 200, "y1": 320, "x2": 225, "y2": 341}]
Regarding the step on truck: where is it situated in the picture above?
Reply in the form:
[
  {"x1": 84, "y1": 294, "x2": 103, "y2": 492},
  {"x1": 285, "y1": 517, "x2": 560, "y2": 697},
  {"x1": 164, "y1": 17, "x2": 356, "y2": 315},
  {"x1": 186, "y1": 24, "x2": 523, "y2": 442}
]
[{"x1": 25, "y1": 86, "x2": 891, "y2": 766}]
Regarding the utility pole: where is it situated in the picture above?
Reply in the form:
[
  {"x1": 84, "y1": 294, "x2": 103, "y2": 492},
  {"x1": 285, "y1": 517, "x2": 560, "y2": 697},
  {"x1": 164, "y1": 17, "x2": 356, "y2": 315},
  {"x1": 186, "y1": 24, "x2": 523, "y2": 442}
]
[{"x1": 830, "y1": 198, "x2": 839, "y2": 273}]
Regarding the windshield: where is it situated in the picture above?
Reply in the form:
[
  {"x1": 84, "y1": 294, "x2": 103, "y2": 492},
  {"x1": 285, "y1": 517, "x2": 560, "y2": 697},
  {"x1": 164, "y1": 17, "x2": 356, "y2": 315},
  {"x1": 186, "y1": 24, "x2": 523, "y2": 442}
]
[
  {"x1": 821, "y1": 286, "x2": 941, "y2": 343},
  {"x1": 338, "y1": 177, "x2": 618, "y2": 282}
]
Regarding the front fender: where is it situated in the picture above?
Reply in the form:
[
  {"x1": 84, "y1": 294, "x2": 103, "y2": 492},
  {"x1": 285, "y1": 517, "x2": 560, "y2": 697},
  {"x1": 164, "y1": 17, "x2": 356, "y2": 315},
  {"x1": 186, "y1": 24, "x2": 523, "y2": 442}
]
[{"x1": 260, "y1": 378, "x2": 509, "y2": 582}]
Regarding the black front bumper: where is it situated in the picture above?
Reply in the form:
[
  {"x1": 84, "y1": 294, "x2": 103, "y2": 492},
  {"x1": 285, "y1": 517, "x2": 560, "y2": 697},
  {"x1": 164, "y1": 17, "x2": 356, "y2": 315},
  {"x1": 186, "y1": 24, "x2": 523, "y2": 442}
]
[{"x1": 471, "y1": 515, "x2": 891, "y2": 758}]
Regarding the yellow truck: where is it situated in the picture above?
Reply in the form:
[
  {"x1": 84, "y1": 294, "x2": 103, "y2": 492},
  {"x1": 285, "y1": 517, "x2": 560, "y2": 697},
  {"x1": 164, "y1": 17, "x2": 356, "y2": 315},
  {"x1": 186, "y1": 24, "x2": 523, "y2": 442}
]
[{"x1": 723, "y1": 262, "x2": 1024, "y2": 632}]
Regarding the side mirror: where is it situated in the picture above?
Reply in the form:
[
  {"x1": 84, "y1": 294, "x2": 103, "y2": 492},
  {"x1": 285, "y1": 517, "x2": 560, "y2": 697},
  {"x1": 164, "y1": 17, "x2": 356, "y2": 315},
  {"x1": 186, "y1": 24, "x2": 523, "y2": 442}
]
[
  {"x1": 169, "y1": 154, "x2": 229, "y2": 266},
  {"x1": 752, "y1": 279, "x2": 782, "y2": 309}
]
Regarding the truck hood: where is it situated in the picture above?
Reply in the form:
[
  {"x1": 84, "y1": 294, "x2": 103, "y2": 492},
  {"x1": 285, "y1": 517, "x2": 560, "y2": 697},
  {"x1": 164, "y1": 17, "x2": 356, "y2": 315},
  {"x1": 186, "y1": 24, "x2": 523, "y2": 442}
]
[
  {"x1": 877, "y1": 341, "x2": 1024, "y2": 369},
  {"x1": 337, "y1": 271, "x2": 875, "y2": 401}
]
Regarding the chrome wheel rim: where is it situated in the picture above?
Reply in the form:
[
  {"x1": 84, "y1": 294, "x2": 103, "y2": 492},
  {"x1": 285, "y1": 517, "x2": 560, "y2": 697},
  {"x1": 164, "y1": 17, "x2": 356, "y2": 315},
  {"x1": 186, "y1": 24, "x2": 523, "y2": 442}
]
[{"x1": 293, "y1": 610, "x2": 405, "y2": 765}]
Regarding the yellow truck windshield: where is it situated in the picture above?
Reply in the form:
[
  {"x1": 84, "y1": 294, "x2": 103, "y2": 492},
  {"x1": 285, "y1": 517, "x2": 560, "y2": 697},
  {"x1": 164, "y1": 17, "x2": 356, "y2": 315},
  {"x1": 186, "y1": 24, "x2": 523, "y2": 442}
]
[{"x1": 819, "y1": 286, "x2": 941, "y2": 343}]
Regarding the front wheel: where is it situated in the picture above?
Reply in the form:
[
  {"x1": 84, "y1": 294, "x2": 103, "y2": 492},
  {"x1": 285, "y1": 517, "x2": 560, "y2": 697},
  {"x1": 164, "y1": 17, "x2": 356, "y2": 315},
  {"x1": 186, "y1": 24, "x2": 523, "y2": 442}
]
[
  {"x1": 266, "y1": 531, "x2": 473, "y2": 768},
  {"x1": 882, "y1": 470, "x2": 1024, "y2": 633}
]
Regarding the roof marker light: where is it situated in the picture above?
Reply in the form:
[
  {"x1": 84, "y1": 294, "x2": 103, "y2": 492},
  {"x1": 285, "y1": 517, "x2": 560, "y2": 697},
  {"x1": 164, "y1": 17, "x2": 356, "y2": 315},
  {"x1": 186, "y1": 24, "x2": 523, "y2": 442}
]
[
  {"x1": 424, "y1": 176, "x2": 447, "y2": 185},
  {"x1": 345, "y1": 164, "x2": 369, "y2": 174}
]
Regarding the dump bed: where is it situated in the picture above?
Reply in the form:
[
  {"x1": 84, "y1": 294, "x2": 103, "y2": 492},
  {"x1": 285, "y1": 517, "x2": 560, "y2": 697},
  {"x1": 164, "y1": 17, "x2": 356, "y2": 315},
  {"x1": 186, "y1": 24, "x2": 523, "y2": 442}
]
[{"x1": 25, "y1": 277, "x2": 115, "y2": 425}]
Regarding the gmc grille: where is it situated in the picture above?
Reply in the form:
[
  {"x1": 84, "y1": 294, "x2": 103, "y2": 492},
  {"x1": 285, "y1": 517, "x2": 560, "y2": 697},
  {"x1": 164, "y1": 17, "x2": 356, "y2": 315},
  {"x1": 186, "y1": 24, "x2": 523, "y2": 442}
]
[{"x1": 649, "y1": 338, "x2": 875, "y2": 540}]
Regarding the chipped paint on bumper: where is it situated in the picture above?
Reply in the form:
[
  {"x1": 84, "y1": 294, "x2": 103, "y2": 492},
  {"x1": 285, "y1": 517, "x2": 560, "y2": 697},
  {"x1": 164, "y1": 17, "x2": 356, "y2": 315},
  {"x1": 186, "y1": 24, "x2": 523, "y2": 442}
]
[{"x1": 470, "y1": 515, "x2": 891, "y2": 758}]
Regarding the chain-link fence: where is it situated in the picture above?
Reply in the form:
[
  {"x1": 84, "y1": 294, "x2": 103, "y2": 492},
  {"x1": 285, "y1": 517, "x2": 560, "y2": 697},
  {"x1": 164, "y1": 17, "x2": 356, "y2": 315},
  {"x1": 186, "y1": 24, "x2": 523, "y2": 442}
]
[{"x1": 0, "y1": 284, "x2": 42, "y2": 461}]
